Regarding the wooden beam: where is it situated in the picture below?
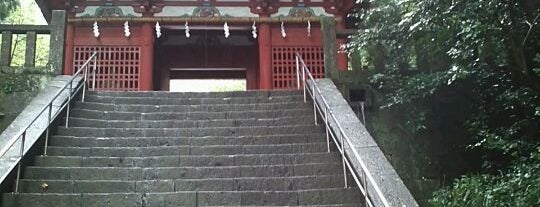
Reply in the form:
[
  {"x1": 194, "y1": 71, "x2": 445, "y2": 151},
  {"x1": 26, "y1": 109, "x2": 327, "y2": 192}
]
[{"x1": 68, "y1": 16, "x2": 325, "y2": 24}]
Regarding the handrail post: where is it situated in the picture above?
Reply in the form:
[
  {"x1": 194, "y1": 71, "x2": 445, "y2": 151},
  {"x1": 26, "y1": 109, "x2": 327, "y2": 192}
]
[
  {"x1": 360, "y1": 101, "x2": 366, "y2": 125},
  {"x1": 82, "y1": 65, "x2": 88, "y2": 103},
  {"x1": 92, "y1": 55, "x2": 97, "y2": 91},
  {"x1": 295, "y1": 54, "x2": 300, "y2": 90},
  {"x1": 312, "y1": 83, "x2": 317, "y2": 125},
  {"x1": 44, "y1": 103, "x2": 52, "y2": 156},
  {"x1": 341, "y1": 133, "x2": 348, "y2": 188},
  {"x1": 302, "y1": 65, "x2": 306, "y2": 103},
  {"x1": 65, "y1": 81, "x2": 72, "y2": 128},
  {"x1": 325, "y1": 107, "x2": 330, "y2": 153},
  {"x1": 14, "y1": 131, "x2": 26, "y2": 193},
  {"x1": 364, "y1": 170, "x2": 369, "y2": 207}
]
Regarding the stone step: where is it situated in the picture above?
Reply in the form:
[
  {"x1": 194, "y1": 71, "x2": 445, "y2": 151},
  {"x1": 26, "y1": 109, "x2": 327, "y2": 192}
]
[
  {"x1": 48, "y1": 134, "x2": 325, "y2": 147},
  {"x1": 23, "y1": 163, "x2": 343, "y2": 180},
  {"x1": 65, "y1": 116, "x2": 313, "y2": 128},
  {"x1": 55, "y1": 125, "x2": 323, "y2": 137},
  {"x1": 34, "y1": 152, "x2": 341, "y2": 168},
  {"x1": 2, "y1": 188, "x2": 361, "y2": 206},
  {"x1": 45, "y1": 142, "x2": 329, "y2": 157},
  {"x1": 69, "y1": 108, "x2": 313, "y2": 120},
  {"x1": 19, "y1": 175, "x2": 349, "y2": 193},
  {"x1": 73, "y1": 101, "x2": 308, "y2": 113},
  {"x1": 83, "y1": 95, "x2": 304, "y2": 105},
  {"x1": 90, "y1": 90, "x2": 301, "y2": 98}
]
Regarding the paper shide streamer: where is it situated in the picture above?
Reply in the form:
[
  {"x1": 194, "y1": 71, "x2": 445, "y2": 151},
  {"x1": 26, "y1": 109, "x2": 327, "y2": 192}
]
[
  {"x1": 92, "y1": 21, "x2": 100, "y2": 38},
  {"x1": 224, "y1": 22, "x2": 230, "y2": 38},
  {"x1": 155, "y1": 22, "x2": 161, "y2": 38},
  {"x1": 185, "y1": 21, "x2": 190, "y2": 38},
  {"x1": 252, "y1": 21, "x2": 257, "y2": 39},
  {"x1": 281, "y1": 21, "x2": 286, "y2": 38},
  {"x1": 307, "y1": 20, "x2": 311, "y2": 37},
  {"x1": 124, "y1": 21, "x2": 131, "y2": 37}
]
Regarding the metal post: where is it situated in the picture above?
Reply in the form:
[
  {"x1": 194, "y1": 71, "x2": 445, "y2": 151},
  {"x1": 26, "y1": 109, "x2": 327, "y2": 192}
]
[
  {"x1": 295, "y1": 55, "x2": 300, "y2": 90},
  {"x1": 82, "y1": 65, "x2": 88, "y2": 103},
  {"x1": 364, "y1": 170, "x2": 369, "y2": 207},
  {"x1": 44, "y1": 103, "x2": 52, "y2": 156},
  {"x1": 341, "y1": 133, "x2": 348, "y2": 188},
  {"x1": 313, "y1": 84, "x2": 317, "y2": 125},
  {"x1": 14, "y1": 131, "x2": 26, "y2": 193},
  {"x1": 360, "y1": 101, "x2": 366, "y2": 125},
  {"x1": 325, "y1": 107, "x2": 330, "y2": 153},
  {"x1": 302, "y1": 65, "x2": 306, "y2": 103},
  {"x1": 92, "y1": 56, "x2": 97, "y2": 91},
  {"x1": 65, "y1": 81, "x2": 72, "y2": 128}
]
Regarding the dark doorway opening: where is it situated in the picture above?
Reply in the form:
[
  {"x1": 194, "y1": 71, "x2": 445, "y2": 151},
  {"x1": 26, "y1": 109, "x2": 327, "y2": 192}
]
[{"x1": 154, "y1": 27, "x2": 259, "y2": 91}]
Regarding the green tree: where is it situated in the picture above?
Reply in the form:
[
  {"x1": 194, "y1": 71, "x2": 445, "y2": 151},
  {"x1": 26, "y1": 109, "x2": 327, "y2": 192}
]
[
  {"x1": 352, "y1": 0, "x2": 540, "y2": 206},
  {"x1": 0, "y1": 0, "x2": 18, "y2": 21}
]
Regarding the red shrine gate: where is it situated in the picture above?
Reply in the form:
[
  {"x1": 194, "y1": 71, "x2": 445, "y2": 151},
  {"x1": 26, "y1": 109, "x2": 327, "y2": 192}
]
[{"x1": 45, "y1": 0, "x2": 354, "y2": 91}]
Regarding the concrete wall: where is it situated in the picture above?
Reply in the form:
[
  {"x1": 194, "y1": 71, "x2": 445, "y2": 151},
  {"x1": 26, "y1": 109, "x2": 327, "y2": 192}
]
[{"x1": 310, "y1": 79, "x2": 418, "y2": 207}]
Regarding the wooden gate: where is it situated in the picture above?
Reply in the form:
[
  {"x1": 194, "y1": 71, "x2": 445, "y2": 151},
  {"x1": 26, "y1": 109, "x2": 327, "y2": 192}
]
[{"x1": 73, "y1": 46, "x2": 141, "y2": 91}]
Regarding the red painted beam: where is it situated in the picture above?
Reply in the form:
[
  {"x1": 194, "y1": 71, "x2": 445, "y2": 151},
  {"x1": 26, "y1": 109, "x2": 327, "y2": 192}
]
[
  {"x1": 258, "y1": 22, "x2": 272, "y2": 90},
  {"x1": 140, "y1": 23, "x2": 154, "y2": 91},
  {"x1": 64, "y1": 23, "x2": 75, "y2": 75}
]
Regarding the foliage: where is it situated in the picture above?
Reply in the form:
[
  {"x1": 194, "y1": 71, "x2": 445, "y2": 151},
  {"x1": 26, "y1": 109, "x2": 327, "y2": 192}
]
[
  {"x1": 0, "y1": 0, "x2": 51, "y2": 95},
  {"x1": 352, "y1": 0, "x2": 540, "y2": 205},
  {"x1": 0, "y1": 0, "x2": 18, "y2": 21},
  {"x1": 0, "y1": 74, "x2": 42, "y2": 94},
  {"x1": 430, "y1": 149, "x2": 540, "y2": 207},
  {"x1": 2, "y1": 0, "x2": 50, "y2": 68}
]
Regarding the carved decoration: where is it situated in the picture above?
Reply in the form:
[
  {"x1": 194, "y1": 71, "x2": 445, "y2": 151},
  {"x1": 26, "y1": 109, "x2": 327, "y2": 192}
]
[
  {"x1": 132, "y1": 0, "x2": 165, "y2": 15},
  {"x1": 249, "y1": 0, "x2": 280, "y2": 16},
  {"x1": 323, "y1": 0, "x2": 355, "y2": 15},
  {"x1": 78, "y1": 6, "x2": 137, "y2": 18},
  {"x1": 288, "y1": 7, "x2": 315, "y2": 17},
  {"x1": 65, "y1": 0, "x2": 86, "y2": 14},
  {"x1": 193, "y1": 7, "x2": 221, "y2": 18},
  {"x1": 94, "y1": 6, "x2": 125, "y2": 17}
]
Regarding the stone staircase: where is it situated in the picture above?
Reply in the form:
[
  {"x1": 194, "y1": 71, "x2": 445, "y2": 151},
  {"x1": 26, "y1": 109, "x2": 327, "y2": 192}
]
[{"x1": 2, "y1": 91, "x2": 361, "y2": 207}]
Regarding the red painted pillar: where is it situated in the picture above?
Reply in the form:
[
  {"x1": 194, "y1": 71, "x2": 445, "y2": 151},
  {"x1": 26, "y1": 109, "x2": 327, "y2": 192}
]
[
  {"x1": 258, "y1": 19, "x2": 272, "y2": 90},
  {"x1": 140, "y1": 23, "x2": 154, "y2": 91},
  {"x1": 336, "y1": 20, "x2": 348, "y2": 71},
  {"x1": 64, "y1": 23, "x2": 74, "y2": 75}
]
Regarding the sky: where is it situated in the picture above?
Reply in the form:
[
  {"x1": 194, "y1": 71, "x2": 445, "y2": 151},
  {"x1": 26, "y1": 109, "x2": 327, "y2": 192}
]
[{"x1": 17, "y1": 0, "x2": 46, "y2": 24}]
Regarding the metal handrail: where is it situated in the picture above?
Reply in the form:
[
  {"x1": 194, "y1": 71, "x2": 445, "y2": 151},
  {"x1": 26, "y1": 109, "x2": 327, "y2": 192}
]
[
  {"x1": 0, "y1": 51, "x2": 98, "y2": 193},
  {"x1": 295, "y1": 53, "x2": 390, "y2": 207}
]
